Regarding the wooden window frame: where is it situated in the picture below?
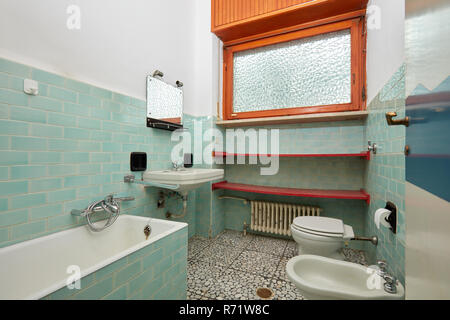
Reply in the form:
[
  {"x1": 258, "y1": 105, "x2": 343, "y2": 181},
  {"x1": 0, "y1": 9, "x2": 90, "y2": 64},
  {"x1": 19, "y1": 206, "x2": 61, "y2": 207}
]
[{"x1": 222, "y1": 18, "x2": 366, "y2": 120}]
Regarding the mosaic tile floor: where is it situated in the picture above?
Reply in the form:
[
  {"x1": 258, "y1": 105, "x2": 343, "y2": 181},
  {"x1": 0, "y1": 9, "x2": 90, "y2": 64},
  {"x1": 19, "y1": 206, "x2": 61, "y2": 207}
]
[{"x1": 187, "y1": 230, "x2": 368, "y2": 300}]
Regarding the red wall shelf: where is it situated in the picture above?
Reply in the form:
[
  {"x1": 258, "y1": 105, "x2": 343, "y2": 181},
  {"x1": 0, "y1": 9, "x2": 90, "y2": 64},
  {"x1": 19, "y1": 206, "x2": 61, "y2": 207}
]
[
  {"x1": 213, "y1": 151, "x2": 370, "y2": 160},
  {"x1": 212, "y1": 181, "x2": 371, "y2": 204}
]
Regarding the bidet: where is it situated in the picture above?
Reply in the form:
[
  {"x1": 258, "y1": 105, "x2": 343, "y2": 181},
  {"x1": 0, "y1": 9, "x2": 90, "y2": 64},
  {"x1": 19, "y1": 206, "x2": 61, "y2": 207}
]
[{"x1": 286, "y1": 255, "x2": 405, "y2": 300}]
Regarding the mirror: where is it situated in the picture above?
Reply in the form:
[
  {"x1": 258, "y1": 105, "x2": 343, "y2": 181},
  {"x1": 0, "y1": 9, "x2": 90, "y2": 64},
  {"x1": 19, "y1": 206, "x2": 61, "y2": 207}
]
[{"x1": 146, "y1": 75, "x2": 183, "y2": 131}]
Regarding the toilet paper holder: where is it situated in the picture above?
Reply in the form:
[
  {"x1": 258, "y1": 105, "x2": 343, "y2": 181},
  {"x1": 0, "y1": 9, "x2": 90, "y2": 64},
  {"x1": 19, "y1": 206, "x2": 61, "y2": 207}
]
[{"x1": 384, "y1": 201, "x2": 397, "y2": 234}]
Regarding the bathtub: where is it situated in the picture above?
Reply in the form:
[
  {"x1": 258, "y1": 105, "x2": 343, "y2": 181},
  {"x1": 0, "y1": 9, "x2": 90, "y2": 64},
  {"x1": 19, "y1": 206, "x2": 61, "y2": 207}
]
[{"x1": 0, "y1": 215, "x2": 188, "y2": 300}]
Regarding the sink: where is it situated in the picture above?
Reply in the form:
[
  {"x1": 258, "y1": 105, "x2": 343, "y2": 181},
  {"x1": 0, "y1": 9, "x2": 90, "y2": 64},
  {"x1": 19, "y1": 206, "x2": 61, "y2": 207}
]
[
  {"x1": 286, "y1": 255, "x2": 405, "y2": 300},
  {"x1": 143, "y1": 168, "x2": 224, "y2": 194}
]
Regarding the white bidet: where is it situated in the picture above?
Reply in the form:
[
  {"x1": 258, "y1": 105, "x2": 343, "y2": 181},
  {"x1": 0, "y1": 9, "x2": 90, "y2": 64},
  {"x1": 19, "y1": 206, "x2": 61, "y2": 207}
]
[{"x1": 286, "y1": 255, "x2": 405, "y2": 300}]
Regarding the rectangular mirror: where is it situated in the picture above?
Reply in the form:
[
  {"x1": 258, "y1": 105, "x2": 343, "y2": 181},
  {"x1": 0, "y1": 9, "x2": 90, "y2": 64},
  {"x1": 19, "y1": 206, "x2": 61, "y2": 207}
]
[{"x1": 146, "y1": 75, "x2": 183, "y2": 130}]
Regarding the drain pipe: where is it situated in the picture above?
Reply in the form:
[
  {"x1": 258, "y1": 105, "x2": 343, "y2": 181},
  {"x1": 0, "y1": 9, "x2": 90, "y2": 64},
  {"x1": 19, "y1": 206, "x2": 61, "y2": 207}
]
[
  {"x1": 351, "y1": 235, "x2": 378, "y2": 246},
  {"x1": 166, "y1": 194, "x2": 188, "y2": 219}
]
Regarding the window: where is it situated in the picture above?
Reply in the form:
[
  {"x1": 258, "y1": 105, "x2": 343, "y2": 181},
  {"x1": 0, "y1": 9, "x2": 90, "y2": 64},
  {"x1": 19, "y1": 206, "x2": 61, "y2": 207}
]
[{"x1": 223, "y1": 19, "x2": 366, "y2": 120}]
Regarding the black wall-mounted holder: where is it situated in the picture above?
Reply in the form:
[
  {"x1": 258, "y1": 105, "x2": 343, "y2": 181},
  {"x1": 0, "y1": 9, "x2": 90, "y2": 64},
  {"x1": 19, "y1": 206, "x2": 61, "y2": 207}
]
[
  {"x1": 147, "y1": 117, "x2": 183, "y2": 131},
  {"x1": 184, "y1": 153, "x2": 193, "y2": 168},
  {"x1": 384, "y1": 201, "x2": 397, "y2": 234},
  {"x1": 130, "y1": 152, "x2": 147, "y2": 172}
]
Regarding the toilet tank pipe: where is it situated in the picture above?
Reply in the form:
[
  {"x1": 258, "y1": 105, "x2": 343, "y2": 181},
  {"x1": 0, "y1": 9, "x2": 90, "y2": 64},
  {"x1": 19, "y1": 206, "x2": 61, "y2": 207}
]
[{"x1": 218, "y1": 195, "x2": 249, "y2": 204}]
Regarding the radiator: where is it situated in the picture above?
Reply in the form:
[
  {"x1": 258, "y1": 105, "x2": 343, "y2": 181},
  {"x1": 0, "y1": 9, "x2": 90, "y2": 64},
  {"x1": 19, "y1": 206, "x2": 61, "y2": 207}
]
[{"x1": 250, "y1": 201, "x2": 322, "y2": 236}]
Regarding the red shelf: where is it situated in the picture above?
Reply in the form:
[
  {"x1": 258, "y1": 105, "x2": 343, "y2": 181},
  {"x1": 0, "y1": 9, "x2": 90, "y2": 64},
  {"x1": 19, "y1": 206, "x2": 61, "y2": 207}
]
[
  {"x1": 212, "y1": 181, "x2": 370, "y2": 204},
  {"x1": 213, "y1": 151, "x2": 370, "y2": 160}
]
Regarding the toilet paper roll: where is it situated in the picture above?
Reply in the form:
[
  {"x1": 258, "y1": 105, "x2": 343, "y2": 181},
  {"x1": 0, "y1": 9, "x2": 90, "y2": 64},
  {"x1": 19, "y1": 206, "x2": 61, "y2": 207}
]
[{"x1": 374, "y1": 208, "x2": 391, "y2": 230}]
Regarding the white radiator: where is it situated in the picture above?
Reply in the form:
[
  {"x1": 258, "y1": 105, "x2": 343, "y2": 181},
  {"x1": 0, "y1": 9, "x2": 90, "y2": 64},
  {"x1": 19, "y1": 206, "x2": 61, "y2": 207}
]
[{"x1": 250, "y1": 201, "x2": 322, "y2": 236}]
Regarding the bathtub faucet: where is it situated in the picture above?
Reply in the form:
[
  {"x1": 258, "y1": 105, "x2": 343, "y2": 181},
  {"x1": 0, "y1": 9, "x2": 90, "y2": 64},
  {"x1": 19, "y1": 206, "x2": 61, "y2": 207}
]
[
  {"x1": 71, "y1": 194, "x2": 135, "y2": 232},
  {"x1": 71, "y1": 194, "x2": 135, "y2": 217},
  {"x1": 104, "y1": 194, "x2": 120, "y2": 214}
]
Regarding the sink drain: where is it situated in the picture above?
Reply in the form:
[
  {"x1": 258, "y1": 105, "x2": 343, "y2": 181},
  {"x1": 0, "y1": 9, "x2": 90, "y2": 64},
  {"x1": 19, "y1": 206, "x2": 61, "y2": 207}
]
[{"x1": 256, "y1": 288, "x2": 274, "y2": 300}]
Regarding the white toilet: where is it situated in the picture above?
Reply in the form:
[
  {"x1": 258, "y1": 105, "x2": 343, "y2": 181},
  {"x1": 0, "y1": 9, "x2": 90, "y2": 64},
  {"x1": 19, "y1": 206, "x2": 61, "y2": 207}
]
[{"x1": 291, "y1": 216, "x2": 354, "y2": 260}]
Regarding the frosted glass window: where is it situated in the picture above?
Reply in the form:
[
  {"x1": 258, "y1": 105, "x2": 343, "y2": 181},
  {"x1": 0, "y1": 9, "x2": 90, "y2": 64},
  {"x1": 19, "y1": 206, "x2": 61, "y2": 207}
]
[{"x1": 233, "y1": 29, "x2": 352, "y2": 113}]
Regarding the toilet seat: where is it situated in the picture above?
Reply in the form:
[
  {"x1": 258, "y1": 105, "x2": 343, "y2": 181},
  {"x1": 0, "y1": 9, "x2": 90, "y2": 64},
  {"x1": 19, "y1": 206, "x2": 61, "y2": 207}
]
[
  {"x1": 291, "y1": 224, "x2": 343, "y2": 238},
  {"x1": 292, "y1": 216, "x2": 352, "y2": 239}
]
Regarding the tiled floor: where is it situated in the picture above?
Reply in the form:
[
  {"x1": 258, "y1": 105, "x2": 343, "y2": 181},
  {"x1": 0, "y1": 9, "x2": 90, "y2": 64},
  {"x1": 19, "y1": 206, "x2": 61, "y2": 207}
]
[{"x1": 187, "y1": 229, "x2": 367, "y2": 300}]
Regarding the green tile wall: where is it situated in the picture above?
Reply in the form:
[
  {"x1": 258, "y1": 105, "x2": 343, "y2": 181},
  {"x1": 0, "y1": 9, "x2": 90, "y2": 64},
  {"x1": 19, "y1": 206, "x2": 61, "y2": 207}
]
[
  {"x1": 183, "y1": 114, "x2": 226, "y2": 238},
  {"x1": 0, "y1": 55, "x2": 407, "y2": 294},
  {"x1": 210, "y1": 69, "x2": 406, "y2": 275},
  {"x1": 42, "y1": 226, "x2": 187, "y2": 300},
  {"x1": 183, "y1": 107, "x2": 370, "y2": 249},
  {"x1": 217, "y1": 121, "x2": 368, "y2": 249},
  {"x1": 0, "y1": 57, "x2": 197, "y2": 248},
  {"x1": 364, "y1": 65, "x2": 406, "y2": 285}
]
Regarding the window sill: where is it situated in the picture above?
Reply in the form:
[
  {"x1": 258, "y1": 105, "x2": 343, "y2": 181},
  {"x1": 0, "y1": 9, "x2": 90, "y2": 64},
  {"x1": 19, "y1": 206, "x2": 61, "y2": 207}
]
[{"x1": 216, "y1": 111, "x2": 368, "y2": 127}]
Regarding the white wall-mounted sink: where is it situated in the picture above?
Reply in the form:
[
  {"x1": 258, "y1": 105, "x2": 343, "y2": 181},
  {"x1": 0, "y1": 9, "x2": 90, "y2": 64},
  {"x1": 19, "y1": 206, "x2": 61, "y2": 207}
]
[
  {"x1": 286, "y1": 255, "x2": 405, "y2": 300},
  {"x1": 143, "y1": 168, "x2": 224, "y2": 194}
]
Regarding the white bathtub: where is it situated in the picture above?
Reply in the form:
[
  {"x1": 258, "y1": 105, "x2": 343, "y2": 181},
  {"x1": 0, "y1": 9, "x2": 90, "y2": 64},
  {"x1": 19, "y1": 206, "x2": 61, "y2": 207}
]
[{"x1": 0, "y1": 215, "x2": 187, "y2": 300}]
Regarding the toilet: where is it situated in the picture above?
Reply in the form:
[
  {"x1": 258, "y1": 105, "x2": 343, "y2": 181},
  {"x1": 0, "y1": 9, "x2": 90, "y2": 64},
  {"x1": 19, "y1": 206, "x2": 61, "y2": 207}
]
[{"x1": 290, "y1": 216, "x2": 354, "y2": 260}]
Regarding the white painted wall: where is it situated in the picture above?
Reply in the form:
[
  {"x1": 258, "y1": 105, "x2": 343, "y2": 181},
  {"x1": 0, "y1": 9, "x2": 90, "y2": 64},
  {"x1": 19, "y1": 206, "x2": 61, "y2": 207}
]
[
  {"x1": 0, "y1": 0, "x2": 200, "y2": 111},
  {"x1": 0, "y1": 0, "x2": 405, "y2": 115},
  {"x1": 189, "y1": 0, "x2": 220, "y2": 117},
  {"x1": 366, "y1": 0, "x2": 405, "y2": 104}
]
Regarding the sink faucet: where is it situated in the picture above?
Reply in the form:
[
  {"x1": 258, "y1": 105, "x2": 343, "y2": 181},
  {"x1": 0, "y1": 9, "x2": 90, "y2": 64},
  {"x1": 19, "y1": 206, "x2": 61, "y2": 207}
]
[{"x1": 171, "y1": 161, "x2": 183, "y2": 171}]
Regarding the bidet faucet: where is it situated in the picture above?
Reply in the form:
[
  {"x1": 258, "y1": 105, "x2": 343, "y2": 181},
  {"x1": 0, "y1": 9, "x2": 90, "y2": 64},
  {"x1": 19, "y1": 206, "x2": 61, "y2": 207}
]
[
  {"x1": 376, "y1": 260, "x2": 398, "y2": 294},
  {"x1": 383, "y1": 274, "x2": 398, "y2": 294},
  {"x1": 377, "y1": 260, "x2": 387, "y2": 277}
]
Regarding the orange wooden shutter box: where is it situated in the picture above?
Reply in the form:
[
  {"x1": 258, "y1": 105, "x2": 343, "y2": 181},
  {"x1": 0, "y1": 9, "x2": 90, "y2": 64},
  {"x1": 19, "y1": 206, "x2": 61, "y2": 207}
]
[{"x1": 211, "y1": 0, "x2": 368, "y2": 45}]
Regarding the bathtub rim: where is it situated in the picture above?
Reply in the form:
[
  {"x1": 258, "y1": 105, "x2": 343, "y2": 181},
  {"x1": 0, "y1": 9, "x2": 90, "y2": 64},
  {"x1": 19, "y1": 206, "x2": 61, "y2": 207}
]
[{"x1": 0, "y1": 215, "x2": 188, "y2": 300}]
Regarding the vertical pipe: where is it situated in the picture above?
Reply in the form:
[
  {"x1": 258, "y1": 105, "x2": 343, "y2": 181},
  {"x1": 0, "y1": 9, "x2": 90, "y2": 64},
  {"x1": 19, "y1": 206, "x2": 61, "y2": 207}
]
[
  {"x1": 274, "y1": 204, "x2": 278, "y2": 234},
  {"x1": 268, "y1": 203, "x2": 272, "y2": 234},
  {"x1": 262, "y1": 201, "x2": 266, "y2": 232},
  {"x1": 286, "y1": 205, "x2": 291, "y2": 235},
  {"x1": 251, "y1": 201, "x2": 255, "y2": 231},
  {"x1": 258, "y1": 202, "x2": 262, "y2": 232}
]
